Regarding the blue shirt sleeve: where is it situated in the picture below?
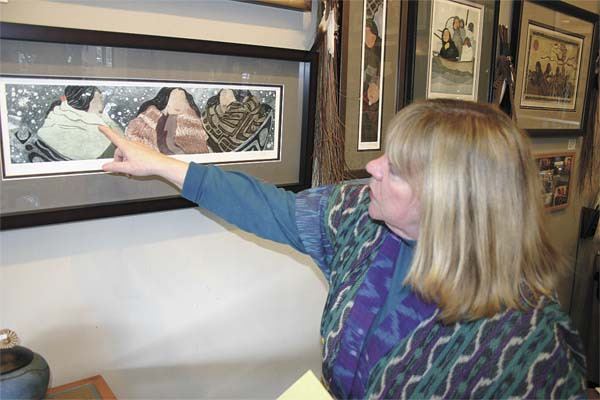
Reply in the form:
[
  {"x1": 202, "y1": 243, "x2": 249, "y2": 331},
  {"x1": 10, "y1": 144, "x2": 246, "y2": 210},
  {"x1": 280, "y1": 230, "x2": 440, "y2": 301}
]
[
  {"x1": 295, "y1": 186, "x2": 336, "y2": 280},
  {"x1": 181, "y1": 162, "x2": 306, "y2": 253}
]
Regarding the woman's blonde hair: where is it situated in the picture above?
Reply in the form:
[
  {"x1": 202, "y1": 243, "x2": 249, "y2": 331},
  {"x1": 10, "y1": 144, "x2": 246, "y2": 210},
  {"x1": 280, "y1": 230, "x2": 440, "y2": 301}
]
[{"x1": 386, "y1": 99, "x2": 563, "y2": 323}]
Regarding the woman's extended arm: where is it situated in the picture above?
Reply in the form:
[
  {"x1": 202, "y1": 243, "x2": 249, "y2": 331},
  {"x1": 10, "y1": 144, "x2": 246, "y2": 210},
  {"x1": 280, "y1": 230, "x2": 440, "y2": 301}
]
[
  {"x1": 98, "y1": 125, "x2": 305, "y2": 252},
  {"x1": 182, "y1": 163, "x2": 304, "y2": 251},
  {"x1": 99, "y1": 125, "x2": 188, "y2": 188}
]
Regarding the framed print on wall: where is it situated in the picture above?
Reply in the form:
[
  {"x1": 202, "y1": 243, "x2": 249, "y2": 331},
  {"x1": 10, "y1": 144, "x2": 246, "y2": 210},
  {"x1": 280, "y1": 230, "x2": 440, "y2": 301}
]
[
  {"x1": 340, "y1": 0, "x2": 407, "y2": 175},
  {"x1": 405, "y1": 0, "x2": 499, "y2": 103},
  {"x1": 511, "y1": 0, "x2": 598, "y2": 136},
  {"x1": 0, "y1": 23, "x2": 317, "y2": 230},
  {"x1": 357, "y1": 0, "x2": 388, "y2": 151},
  {"x1": 427, "y1": 0, "x2": 483, "y2": 100},
  {"x1": 1, "y1": 77, "x2": 282, "y2": 178},
  {"x1": 535, "y1": 152, "x2": 575, "y2": 211}
]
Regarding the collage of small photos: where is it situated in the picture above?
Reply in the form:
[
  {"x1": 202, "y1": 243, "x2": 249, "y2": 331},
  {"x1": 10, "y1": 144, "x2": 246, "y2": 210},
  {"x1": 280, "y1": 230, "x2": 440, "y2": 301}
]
[{"x1": 536, "y1": 153, "x2": 574, "y2": 211}]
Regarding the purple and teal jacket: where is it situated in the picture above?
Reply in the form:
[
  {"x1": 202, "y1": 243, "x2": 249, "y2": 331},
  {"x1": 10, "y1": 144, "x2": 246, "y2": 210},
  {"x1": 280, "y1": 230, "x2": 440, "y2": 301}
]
[{"x1": 182, "y1": 163, "x2": 587, "y2": 399}]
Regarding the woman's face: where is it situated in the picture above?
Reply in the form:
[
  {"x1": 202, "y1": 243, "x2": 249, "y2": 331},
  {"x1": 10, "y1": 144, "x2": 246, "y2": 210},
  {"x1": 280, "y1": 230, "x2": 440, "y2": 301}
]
[
  {"x1": 453, "y1": 18, "x2": 460, "y2": 29},
  {"x1": 442, "y1": 29, "x2": 450, "y2": 42},
  {"x1": 366, "y1": 154, "x2": 420, "y2": 240},
  {"x1": 365, "y1": 25, "x2": 377, "y2": 48},
  {"x1": 165, "y1": 89, "x2": 191, "y2": 115},
  {"x1": 367, "y1": 82, "x2": 379, "y2": 105},
  {"x1": 88, "y1": 90, "x2": 104, "y2": 114}
]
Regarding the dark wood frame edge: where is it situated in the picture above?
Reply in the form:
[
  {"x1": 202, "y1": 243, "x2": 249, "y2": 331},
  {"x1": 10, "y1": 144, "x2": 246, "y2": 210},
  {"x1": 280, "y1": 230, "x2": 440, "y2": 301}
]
[
  {"x1": 0, "y1": 23, "x2": 318, "y2": 230},
  {"x1": 404, "y1": 0, "x2": 501, "y2": 104},
  {"x1": 510, "y1": 0, "x2": 599, "y2": 137},
  {"x1": 339, "y1": 0, "x2": 410, "y2": 178}
]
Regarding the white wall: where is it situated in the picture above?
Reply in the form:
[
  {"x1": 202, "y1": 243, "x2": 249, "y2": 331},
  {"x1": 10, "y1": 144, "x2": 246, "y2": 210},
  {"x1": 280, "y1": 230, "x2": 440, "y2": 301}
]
[
  {"x1": 1, "y1": 209, "x2": 327, "y2": 398},
  {"x1": 0, "y1": 0, "x2": 317, "y2": 50},
  {"x1": 0, "y1": 1, "x2": 328, "y2": 398}
]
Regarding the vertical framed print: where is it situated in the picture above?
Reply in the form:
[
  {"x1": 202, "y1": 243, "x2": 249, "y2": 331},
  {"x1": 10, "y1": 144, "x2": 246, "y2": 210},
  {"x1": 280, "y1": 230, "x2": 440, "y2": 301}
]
[
  {"x1": 405, "y1": 0, "x2": 499, "y2": 102},
  {"x1": 511, "y1": 0, "x2": 598, "y2": 136},
  {"x1": 427, "y1": 0, "x2": 484, "y2": 100},
  {"x1": 340, "y1": 0, "x2": 407, "y2": 175},
  {"x1": 357, "y1": 0, "x2": 388, "y2": 151}
]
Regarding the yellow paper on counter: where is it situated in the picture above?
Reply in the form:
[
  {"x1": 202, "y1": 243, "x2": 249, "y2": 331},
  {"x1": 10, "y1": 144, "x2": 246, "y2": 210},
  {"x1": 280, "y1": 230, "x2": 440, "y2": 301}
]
[{"x1": 277, "y1": 370, "x2": 332, "y2": 400}]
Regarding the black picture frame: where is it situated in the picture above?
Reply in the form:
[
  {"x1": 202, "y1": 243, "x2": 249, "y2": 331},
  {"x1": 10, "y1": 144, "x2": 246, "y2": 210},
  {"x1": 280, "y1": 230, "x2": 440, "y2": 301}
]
[
  {"x1": 340, "y1": 0, "x2": 407, "y2": 178},
  {"x1": 511, "y1": 0, "x2": 598, "y2": 137},
  {"x1": 404, "y1": 0, "x2": 500, "y2": 104},
  {"x1": 0, "y1": 23, "x2": 317, "y2": 230}
]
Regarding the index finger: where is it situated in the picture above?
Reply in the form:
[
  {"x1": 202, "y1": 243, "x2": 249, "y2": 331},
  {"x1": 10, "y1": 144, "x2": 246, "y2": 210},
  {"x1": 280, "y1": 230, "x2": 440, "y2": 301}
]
[{"x1": 98, "y1": 125, "x2": 126, "y2": 147}]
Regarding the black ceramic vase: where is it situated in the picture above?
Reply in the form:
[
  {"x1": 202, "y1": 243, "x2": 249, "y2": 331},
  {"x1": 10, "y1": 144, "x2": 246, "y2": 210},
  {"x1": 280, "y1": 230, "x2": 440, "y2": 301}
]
[{"x1": 0, "y1": 345, "x2": 50, "y2": 400}]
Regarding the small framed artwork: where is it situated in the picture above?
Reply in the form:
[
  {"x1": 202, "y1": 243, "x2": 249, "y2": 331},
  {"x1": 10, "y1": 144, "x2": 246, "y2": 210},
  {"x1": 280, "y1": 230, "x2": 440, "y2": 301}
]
[
  {"x1": 427, "y1": 0, "x2": 483, "y2": 100},
  {"x1": 340, "y1": 0, "x2": 407, "y2": 175},
  {"x1": 0, "y1": 23, "x2": 317, "y2": 229},
  {"x1": 357, "y1": 0, "x2": 388, "y2": 151},
  {"x1": 511, "y1": 0, "x2": 598, "y2": 136},
  {"x1": 535, "y1": 152, "x2": 575, "y2": 211},
  {"x1": 405, "y1": 0, "x2": 499, "y2": 102}
]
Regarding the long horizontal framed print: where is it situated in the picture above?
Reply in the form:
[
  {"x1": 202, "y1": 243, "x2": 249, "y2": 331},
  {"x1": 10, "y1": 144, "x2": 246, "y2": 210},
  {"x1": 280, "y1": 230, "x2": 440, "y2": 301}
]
[
  {"x1": 405, "y1": 0, "x2": 499, "y2": 102},
  {"x1": 340, "y1": 0, "x2": 406, "y2": 175},
  {"x1": 511, "y1": 0, "x2": 598, "y2": 136},
  {"x1": 1, "y1": 77, "x2": 281, "y2": 178},
  {"x1": 0, "y1": 23, "x2": 317, "y2": 229}
]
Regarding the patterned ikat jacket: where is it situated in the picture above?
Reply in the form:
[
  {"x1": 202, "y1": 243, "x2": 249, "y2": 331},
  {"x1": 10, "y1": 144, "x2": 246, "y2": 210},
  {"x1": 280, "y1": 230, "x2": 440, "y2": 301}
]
[
  {"x1": 180, "y1": 164, "x2": 587, "y2": 399},
  {"x1": 295, "y1": 184, "x2": 587, "y2": 399}
]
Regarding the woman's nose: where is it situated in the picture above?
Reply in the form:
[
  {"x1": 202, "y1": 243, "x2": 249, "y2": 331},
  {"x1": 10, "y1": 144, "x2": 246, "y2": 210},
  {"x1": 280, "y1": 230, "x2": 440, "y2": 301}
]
[{"x1": 366, "y1": 155, "x2": 385, "y2": 180}]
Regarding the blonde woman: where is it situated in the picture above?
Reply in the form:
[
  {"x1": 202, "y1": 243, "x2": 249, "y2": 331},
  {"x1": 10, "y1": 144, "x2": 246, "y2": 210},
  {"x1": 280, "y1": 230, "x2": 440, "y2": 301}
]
[{"x1": 98, "y1": 99, "x2": 586, "y2": 399}]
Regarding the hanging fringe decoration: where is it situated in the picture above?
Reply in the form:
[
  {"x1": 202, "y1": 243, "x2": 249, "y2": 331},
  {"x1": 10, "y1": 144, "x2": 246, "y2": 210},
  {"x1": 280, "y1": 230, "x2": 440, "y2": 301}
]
[
  {"x1": 312, "y1": 0, "x2": 347, "y2": 186},
  {"x1": 577, "y1": 54, "x2": 599, "y2": 205},
  {"x1": 492, "y1": 25, "x2": 517, "y2": 120}
]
